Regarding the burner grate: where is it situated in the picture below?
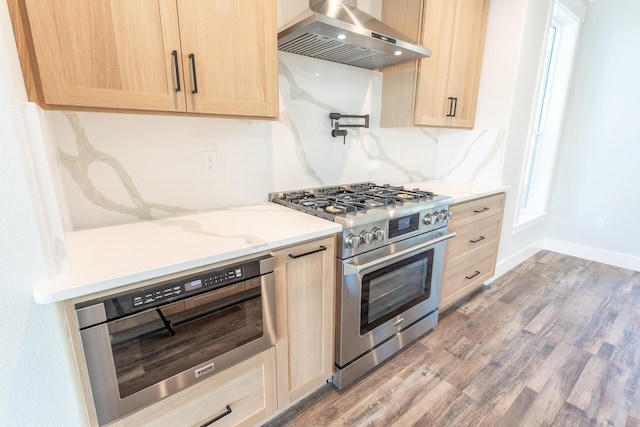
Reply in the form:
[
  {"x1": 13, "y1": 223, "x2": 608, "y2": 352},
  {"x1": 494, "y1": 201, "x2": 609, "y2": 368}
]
[{"x1": 270, "y1": 182, "x2": 438, "y2": 221}]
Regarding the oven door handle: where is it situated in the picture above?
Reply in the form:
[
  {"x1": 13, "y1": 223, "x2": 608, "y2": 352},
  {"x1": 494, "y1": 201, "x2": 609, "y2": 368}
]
[{"x1": 344, "y1": 231, "x2": 456, "y2": 275}]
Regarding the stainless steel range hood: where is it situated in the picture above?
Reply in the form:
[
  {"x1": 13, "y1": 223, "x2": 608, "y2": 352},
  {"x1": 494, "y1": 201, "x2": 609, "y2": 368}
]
[{"x1": 278, "y1": 0, "x2": 431, "y2": 70}]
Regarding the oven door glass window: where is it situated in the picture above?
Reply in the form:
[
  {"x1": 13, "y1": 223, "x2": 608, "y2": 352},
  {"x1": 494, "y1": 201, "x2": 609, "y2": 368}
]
[
  {"x1": 108, "y1": 284, "x2": 263, "y2": 398},
  {"x1": 360, "y1": 249, "x2": 434, "y2": 334}
]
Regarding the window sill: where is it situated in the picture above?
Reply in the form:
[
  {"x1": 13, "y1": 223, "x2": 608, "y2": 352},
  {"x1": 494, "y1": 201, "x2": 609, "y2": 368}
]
[{"x1": 512, "y1": 212, "x2": 548, "y2": 235}]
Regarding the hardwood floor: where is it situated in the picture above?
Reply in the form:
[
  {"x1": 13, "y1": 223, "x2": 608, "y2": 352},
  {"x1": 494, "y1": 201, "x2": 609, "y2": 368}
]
[{"x1": 264, "y1": 251, "x2": 640, "y2": 426}]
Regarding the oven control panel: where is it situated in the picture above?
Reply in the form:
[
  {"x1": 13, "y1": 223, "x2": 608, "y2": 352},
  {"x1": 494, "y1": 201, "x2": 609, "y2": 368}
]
[
  {"x1": 341, "y1": 206, "x2": 451, "y2": 257},
  {"x1": 76, "y1": 255, "x2": 273, "y2": 323},
  {"x1": 131, "y1": 267, "x2": 244, "y2": 309}
]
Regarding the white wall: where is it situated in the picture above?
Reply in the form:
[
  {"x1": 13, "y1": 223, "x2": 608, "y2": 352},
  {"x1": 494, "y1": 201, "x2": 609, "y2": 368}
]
[
  {"x1": 546, "y1": 0, "x2": 640, "y2": 270},
  {"x1": 0, "y1": 2, "x2": 83, "y2": 425}
]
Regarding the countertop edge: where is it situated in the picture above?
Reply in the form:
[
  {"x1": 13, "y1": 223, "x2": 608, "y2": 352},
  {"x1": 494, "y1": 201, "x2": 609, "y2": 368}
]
[{"x1": 34, "y1": 211, "x2": 341, "y2": 304}]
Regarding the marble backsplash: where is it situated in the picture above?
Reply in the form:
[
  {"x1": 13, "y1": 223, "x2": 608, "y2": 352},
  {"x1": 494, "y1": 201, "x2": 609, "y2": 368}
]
[{"x1": 42, "y1": 52, "x2": 504, "y2": 230}]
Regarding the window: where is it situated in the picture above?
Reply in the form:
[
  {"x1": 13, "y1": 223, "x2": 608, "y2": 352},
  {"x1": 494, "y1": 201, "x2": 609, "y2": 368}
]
[{"x1": 515, "y1": 1, "x2": 580, "y2": 230}]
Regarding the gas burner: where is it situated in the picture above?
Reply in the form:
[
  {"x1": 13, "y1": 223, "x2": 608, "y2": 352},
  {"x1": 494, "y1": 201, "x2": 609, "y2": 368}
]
[{"x1": 325, "y1": 205, "x2": 347, "y2": 214}]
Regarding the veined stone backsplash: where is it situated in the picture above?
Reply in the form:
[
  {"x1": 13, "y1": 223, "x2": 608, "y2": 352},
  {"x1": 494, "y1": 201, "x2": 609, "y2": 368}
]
[{"x1": 43, "y1": 52, "x2": 504, "y2": 230}]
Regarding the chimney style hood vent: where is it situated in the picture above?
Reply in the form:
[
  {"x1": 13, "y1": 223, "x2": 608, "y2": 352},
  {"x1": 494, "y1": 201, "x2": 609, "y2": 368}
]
[{"x1": 278, "y1": 0, "x2": 431, "y2": 70}]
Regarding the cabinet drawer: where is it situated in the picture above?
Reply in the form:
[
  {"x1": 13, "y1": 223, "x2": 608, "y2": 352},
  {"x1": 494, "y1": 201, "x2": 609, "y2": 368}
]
[
  {"x1": 108, "y1": 348, "x2": 277, "y2": 427},
  {"x1": 440, "y1": 251, "x2": 496, "y2": 310},
  {"x1": 445, "y1": 214, "x2": 501, "y2": 267},
  {"x1": 449, "y1": 193, "x2": 505, "y2": 228}
]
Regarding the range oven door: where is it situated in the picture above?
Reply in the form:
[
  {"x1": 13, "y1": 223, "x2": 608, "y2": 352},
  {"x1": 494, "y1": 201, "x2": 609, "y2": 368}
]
[
  {"x1": 77, "y1": 259, "x2": 275, "y2": 426},
  {"x1": 336, "y1": 229, "x2": 455, "y2": 367}
]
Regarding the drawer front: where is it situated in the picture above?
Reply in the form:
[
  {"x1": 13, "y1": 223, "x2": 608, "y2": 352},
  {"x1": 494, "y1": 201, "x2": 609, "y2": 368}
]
[
  {"x1": 445, "y1": 214, "x2": 501, "y2": 267},
  {"x1": 109, "y1": 348, "x2": 277, "y2": 427},
  {"x1": 441, "y1": 251, "x2": 496, "y2": 310},
  {"x1": 449, "y1": 193, "x2": 505, "y2": 228}
]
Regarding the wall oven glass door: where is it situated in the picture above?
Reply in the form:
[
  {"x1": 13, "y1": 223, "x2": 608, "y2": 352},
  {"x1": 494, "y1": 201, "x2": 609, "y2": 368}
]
[{"x1": 360, "y1": 249, "x2": 433, "y2": 334}]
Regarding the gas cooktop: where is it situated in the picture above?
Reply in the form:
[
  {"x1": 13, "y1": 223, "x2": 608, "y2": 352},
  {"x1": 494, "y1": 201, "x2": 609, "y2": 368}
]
[{"x1": 269, "y1": 182, "x2": 451, "y2": 226}]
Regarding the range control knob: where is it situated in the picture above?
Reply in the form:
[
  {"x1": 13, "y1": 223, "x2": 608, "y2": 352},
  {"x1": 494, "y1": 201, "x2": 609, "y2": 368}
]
[
  {"x1": 445, "y1": 210, "x2": 452, "y2": 220},
  {"x1": 359, "y1": 230, "x2": 373, "y2": 245},
  {"x1": 437, "y1": 210, "x2": 446, "y2": 222},
  {"x1": 345, "y1": 233, "x2": 360, "y2": 249},
  {"x1": 423, "y1": 214, "x2": 435, "y2": 225},
  {"x1": 372, "y1": 227, "x2": 385, "y2": 241}
]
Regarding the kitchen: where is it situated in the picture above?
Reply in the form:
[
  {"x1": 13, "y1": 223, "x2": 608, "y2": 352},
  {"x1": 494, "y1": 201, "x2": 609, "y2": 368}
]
[{"x1": 1, "y1": 0, "x2": 639, "y2": 426}]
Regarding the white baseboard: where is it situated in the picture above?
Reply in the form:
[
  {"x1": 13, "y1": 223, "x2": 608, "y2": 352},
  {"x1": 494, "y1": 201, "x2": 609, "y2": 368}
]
[
  {"x1": 485, "y1": 240, "x2": 544, "y2": 284},
  {"x1": 542, "y1": 238, "x2": 640, "y2": 272}
]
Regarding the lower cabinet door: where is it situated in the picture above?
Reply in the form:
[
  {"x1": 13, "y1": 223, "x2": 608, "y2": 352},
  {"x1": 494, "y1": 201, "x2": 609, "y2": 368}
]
[
  {"x1": 273, "y1": 236, "x2": 336, "y2": 406},
  {"x1": 107, "y1": 348, "x2": 277, "y2": 427}
]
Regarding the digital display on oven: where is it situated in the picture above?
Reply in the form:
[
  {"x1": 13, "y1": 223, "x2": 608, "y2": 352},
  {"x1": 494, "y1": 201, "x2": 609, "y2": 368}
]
[
  {"x1": 398, "y1": 217, "x2": 411, "y2": 231},
  {"x1": 388, "y1": 213, "x2": 420, "y2": 238},
  {"x1": 185, "y1": 279, "x2": 202, "y2": 292}
]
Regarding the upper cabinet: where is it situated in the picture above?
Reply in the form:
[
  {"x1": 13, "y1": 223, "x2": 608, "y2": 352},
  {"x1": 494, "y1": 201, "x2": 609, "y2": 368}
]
[
  {"x1": 8, "y1": 0, "x2": 278, "y2": 119},
  {"x1": 381, "y1": 0, "x2": 489, "y2": 128}
]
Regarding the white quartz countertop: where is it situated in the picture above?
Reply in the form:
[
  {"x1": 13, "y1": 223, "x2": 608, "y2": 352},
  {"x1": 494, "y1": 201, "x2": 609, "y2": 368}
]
[
  {"x1": 34, "y1": 203, "x2": 341, "y2": 304},
  {"x1": 407, "y1": 180, "x2": 509, "y2": 204},
  {"x1": 34, "y1": 181, "x2": 507, "y2": 304}
]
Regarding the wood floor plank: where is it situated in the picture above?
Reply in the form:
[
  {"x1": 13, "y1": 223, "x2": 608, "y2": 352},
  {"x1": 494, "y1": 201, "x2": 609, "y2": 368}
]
[
  {"x1": 496, "y1": 342, "x2": 590, "y2": 426},
  {"x1": 265, "y1": 252, "x2": 640, "y2": 427},
  {"x1": 551, "y1": 402, "x2": 594, "y2": 427},
  {"x1": 480, "y1": 386, "x2": 537, "y2": 427},
  {"x1": 566, "y1": 353, "x2": 609, "y2": 414},
  {"x1": 525, "y1": 341, "x2": 574, "y2": 393},
  {"x1": 390, "y1": 380, "x2": 454, "y2": 426}
]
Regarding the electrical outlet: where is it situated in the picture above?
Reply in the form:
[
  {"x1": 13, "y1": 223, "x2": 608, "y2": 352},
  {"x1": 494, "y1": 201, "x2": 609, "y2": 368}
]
[
  {"x1": 595, "y1": 217, "x2": 605, "y2": 229},
  {"x1": 202, "y1": 151, "x2": 216, "y2": 175}
]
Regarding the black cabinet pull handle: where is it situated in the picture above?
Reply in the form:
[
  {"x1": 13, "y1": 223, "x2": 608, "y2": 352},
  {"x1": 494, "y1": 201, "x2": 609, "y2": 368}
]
[
  {"x1": 289, "y1": 245, "x2": 327, "y2": 259},
  {"x1": 469, "y1": 236, "x2": 486, "y2": 244},
  {"x1": 171, "y1": 50, "x2": 181, "y2": 92},
  {"x1": 446, "y1": 97, "x2": 454, "y2": 117},
  {"x1": 452, "y1": 97, "x2": 458, "y2": 117},
  {"x1": 465, "y1": 270, "x2": 481, "y2": 280},
  {"x1": 473, "y1": 207, "x2": 489, "y2": 213},
  {"x1": 189, "y1": 53, "x2": 198, "y2": 94},
  {"x1": 200, "y1": 405, "x2": 232, "y2": 426}
]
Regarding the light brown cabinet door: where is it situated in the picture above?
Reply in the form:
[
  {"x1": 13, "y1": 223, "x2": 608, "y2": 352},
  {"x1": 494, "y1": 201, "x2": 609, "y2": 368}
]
[
  {"x1": 446, "y1": 0, "x2": 490, "y2": 128},
  {"x1": 273, "y1": 236, "x2": 336, "y2": 406},
  {"x1": 23, "y1": 0, "x2": 186, "y2": 112},
  {"x1": 177, "y1": 0, "x2": 278, "y2": 117},
  {"x1": 415, "y1": 0, "x2": 489, "y2": 128},
  {"x1": 413, "y1": 0, "x2": 456, "y2": 127},
  {"x1": 382, "y1": 0, "x2": 489, "y2": 129}
]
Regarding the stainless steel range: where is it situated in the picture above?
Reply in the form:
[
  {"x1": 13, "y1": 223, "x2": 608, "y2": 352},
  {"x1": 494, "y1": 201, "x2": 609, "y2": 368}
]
[{"x1": 270, "y1": 182, "x2": 455, "y2": 388}]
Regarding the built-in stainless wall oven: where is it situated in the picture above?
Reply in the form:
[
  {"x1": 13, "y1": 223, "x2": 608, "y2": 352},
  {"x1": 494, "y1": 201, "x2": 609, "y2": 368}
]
[{"x1": 75, "y1": 255, "x2": 276, "y2": 426}]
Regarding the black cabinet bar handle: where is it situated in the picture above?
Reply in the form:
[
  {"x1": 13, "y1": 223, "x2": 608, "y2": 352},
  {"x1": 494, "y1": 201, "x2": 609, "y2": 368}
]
[
  {"x1": 452, "y1": 97, "x2": 458, "y2": 117},
  {"x1": 171, "y1": 50, "x2": 181, "y2": 92},
  {"x1": 473, "y1": 207, "x2": 490, "y2": 213},
  {"x1": 200, "y1": 405, "x2": 232, "y2": 427},
  {"x1": 469, "y1": 236, "x2": 486, "y2": 244},
  {"x1": 189, "y1": 53, "x2": 198, "y2": 94},
  {"x1": 446, "y1": 97, "x2": 454, "y2": 117},
  {"x1": 289, "y1": 245, "x2": 327, "y2": 259},
  {"x1": 465, "y1": 270, "x2": 481, "y2": 280}
]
